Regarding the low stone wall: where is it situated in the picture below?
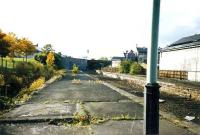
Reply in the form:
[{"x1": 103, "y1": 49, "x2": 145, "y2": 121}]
[
  {"x1": 62, "y1": 57, "x2": 87, "y2": 71},
  {"x1": 97, "y1": 71, "x2": 200, "y2": 101}
]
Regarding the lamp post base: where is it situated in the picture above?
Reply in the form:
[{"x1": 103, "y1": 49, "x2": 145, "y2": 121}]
[{"x1": 144, "y1": 83, "x2": 160, "y2": 135}]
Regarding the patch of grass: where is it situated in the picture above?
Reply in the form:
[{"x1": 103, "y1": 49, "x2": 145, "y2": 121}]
[
  {"x1": 0, "y1": 57, "x2": 36, "y2": 69},
  {"x1": 15, "y1": 77, "x2": 45, "y2": 104}
]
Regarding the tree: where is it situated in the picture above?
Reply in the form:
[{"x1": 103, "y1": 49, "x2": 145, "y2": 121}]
[
  {"x1": 54, "y1": 53, "x2": 64, "y2": 69},
  {"x1": 34, "y1": 53, "x2": 47, "y2": 65},
  {"x1": 99, "y1": 57, "x2": 108, "y2": 61},
  {"x1": 2, "y1": 32, "x2": 18, "y2": 58},
  {"x1": 42, "y1": 44, "x2": 54, "y2": 54},
  {"x1": 0, "y1": 32, "x2": 11, "y2": 67},
  {"x1": 46, "y1": 51, "x2": 55, "y2": 67},
  {"x1": 18, "y1": 38, "x2": 36, "y2": 61},
  {"x1": 0, "y1": 32, "x2": 10, "y2": 57}
]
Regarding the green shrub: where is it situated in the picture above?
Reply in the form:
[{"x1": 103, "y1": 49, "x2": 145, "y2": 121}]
[
  {"x1": 72, "y1": 64, "x2": 79, "y2": 74},
  {"x1": 0, "y1": 74, "x2": 5, "y2": 86},
  {"x1": 87, "y1": 59, "x2": 112, "y2": 70},
  {"x1": 119, "y1": 60, "x2": 132, "y2": 73},
  {"x1": 41, "y1": 65, "x2": 55, "y2": 80},
  {"x1": 15, "y1": 62, "x2": 44, "y2": 80},
  {"x1": 129, "y1": 63, "x2": 146, "y2": 75},
  {"x1": 54, "y1": 53, "x2": 64, "y2": 69},
  {"x1": 0, "y1": 96, "x2": 12, "y2": 110},
  {"x1": 34, "y1": 53, "x2": 47, "y2": 65},
  {"x1": 35, "y1": 52, "x2": 64, "y2": 69},
  {"x1": 5, "y1": 75, "x2": 24, "y2": 96}
]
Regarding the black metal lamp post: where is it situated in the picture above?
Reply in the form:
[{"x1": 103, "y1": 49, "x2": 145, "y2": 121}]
[{"x1": 144, "y1": 0, "x2": 161, "y2": 135}]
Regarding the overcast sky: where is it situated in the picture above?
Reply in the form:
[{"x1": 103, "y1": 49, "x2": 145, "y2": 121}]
[{"x1": 0, "y1": 0, "x2": 200, "y2": 59}]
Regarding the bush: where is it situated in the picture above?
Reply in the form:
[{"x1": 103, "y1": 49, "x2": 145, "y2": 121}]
[
  {"x1": 35, "y1": 52, "x2": 64, "y2": 69},
  {"x1": 119, "y1": 60, "x2": 132, "y2": 73},
  {"x1": 41, "y1": 65, "x2": 55, "y2": 80},
  {"x1": 17, "y1": 77, "x2": 45, "y2": 101},
  {"x1": 129, "y1": 63, "x2": 146, "y2": 75},
  {"x1": 0, "y1": 96, "x2": 12, "y2": 110},
  {"x1": 72, "y1": 64, "x2": 79, "y2": 74},
  {"x1": 0, "y1": 74, "x2": 5, "y2": 86},
  {"x1": 87, "y1": 60, "x2": 112, "y2": 70},
  {"x1": 34, "y1": 53, "x2": 47, "y2": 65},
  {"x1": 54, "y1": 53, "x2": 64, "y2": 69},
  {"x1": 15, "y1": 62, "x2": 45, "y2": 80},
  {"x1": 29, "y1": 77, "x2": 45, "y2": 91}
]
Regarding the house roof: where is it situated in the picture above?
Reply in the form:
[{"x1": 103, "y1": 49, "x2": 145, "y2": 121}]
[
  {"x1": 111, "y1": 56, "x2": 125, "y2": 61},
  {"x1": 170, "y1": 34, "x2": 200, "y2": 46},
  {"x1": 161, "y1": 34, "x2": 200, "y2": 52},
  {"x1": 136, "y1": 47, "x2": 147, "y2": 53}
]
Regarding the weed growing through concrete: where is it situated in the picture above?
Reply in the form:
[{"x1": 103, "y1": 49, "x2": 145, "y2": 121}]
[{"x1": 72, "y1": 79, "x2": 81, "y2": 84}]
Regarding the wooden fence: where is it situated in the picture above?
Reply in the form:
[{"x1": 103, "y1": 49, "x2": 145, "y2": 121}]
[{"x1": 158, "y1": 70, "x2": 188, "y2": 80}]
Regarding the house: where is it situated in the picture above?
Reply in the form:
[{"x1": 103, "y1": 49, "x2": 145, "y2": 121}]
[
  {"x1": 159, "y1": 34, "x2": 200, "y2": 81},
  {"x1": 123, "y1": 50, "x2": 137, "y2": 61},
  {"x1": 111, "y1": 56, "x2": 125, "y2": 67},
  {"x1": 135, "y1": 47, "x2": 147, "y2": 63}
]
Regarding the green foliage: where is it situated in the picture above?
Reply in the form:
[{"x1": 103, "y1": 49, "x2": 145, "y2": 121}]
[
  {"x1": 35, "y1": 52, "x2": 64, "y2": 69},
  {"x1": 119, "y1": 60, "x2": 132, "y2": 73},
  {"x1": 0, "y1": 35, "x2": 10, "y2": 57},
  {"x1": 15, "y1": 62, "x2": 41, "y2": 79},
  {"x1": 0, "y1": 96, "x2": 12, "y2": 110},
  {"x1": 72, "y1": 64, "x2": 79, "y2": 74},
  {"x1": 41, "y1": 65, "x2": 55, "y2": 80},
  {"x1": 42, "y1": 44, "x2": 54, "y2": 54},
  {"x1": 54, "y1": 53, "x2": 64, "y2": 69},
  {"x1": 34, "y1": 53, "x2": 47, "y2": 65},
  {"x1": 98, "y1": 57, "x2": 108, "y2": 61},
  {"x1": 129, "y1": 62, "x2": 146, "y2": 75},
  {"x1": 0, "y1": 74, "x2": 5, "y2": 86},
  {"x1": 87, "y1": 60, "x2": 111, "y2": 70}
]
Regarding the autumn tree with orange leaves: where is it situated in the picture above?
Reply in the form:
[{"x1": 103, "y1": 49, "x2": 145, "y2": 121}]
[{"x1": 18, "y1": 38, "x2": 36, "y2": 61}]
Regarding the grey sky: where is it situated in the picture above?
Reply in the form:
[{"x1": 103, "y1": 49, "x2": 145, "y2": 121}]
[{"x1": 0, "y1": 0, "x2": 199, "y2": 59}]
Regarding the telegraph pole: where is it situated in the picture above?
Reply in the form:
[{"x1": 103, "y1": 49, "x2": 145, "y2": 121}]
[{"x1": 144, "y1": 0, "x2": 161, "y2": 135}]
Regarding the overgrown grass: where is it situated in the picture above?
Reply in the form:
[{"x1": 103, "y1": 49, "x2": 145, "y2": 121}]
[
  {"x1": 0, "y1": 57, "x2": 36, "y2": 69},
  {"x1": 15, "y1": 77, "x2": 45, "y2": 104}
]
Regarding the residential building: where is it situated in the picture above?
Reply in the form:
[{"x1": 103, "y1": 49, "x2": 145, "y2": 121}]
[
  {"x1": 159, "y1": 34, "x2": 200, "y2": 81},
  {"x1": 135, "y1": 47, "x2": 147, "y2": 63}
]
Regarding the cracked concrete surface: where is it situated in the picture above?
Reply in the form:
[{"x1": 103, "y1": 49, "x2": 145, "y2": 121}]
[{"x1": 0, "y1": 72, "x2": 196, "y2": 135}]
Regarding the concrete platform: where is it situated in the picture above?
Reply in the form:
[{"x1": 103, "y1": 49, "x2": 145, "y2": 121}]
[
  {"x1": 0, "y1": 123, "x2": 89, "y2": 135},
  {"x1": 1, "y1": 103, "x2": 78, "y2": 121},
  {"x1": 84, "y1": 102, "x2": 143, "y2": 119},
  {"x1": 91, "y1": 120, "x2": 196, "y2": 135}
]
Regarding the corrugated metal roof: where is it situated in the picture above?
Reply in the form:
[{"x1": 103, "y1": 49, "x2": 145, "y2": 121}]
[{"x1": 170, "y1": 34, "x2": 200, "y2": 46}]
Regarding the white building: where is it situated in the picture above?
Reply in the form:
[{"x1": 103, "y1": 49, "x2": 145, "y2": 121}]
[
  {"x1": 111, "y1": 57, "x2": 125, "y2": 67},
  {"x1": 160, "y1": 34, "x2": 200, "y2": 81}
]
